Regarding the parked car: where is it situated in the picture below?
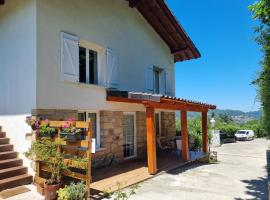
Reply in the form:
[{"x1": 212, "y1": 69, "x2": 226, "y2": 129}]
[
  {"x1": 235, "y1": 130, "x2": 255, "y2": 141},
  {"x1": 220, "y1": 131, "x2": 236, "y2": 144}
]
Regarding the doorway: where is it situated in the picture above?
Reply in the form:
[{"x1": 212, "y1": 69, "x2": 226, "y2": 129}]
[{"x1": 123, "y1": 113, "x2": 136, "y2": 159}]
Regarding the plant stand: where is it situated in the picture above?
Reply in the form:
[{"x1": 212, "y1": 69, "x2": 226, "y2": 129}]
[{"x1": 34, "y1": 120, "x2": 93, "y2": 199}]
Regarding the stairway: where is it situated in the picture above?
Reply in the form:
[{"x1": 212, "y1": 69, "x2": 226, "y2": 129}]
[{"x1": 0, "y1": 126, "x2": 32, "y2": 191}]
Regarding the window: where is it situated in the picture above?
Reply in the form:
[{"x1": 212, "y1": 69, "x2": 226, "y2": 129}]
[
  {"x1": 78, "y1": 111, "x2": 100, "y2": 148},
  {"x1": 153, "y1": 68, "x2": 160, "y2": 94},
  {"x1": 79, "y1": 47, "x2": 98, "y2": 84}
]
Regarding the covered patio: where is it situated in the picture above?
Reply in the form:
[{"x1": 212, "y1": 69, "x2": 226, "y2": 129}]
[
  {"x1": 107, "y1": 90, "x2": 216, "y2": 173},
  {"x1": 88, "y1": 90, "x2": 216, "y2": 196},
  {"x1": 90, "y1": 150, "x2": 205, "y2": 196}
]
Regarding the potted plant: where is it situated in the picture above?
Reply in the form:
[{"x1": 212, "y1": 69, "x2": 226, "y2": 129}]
[
  {"x1": 57, "y1": 181, "x2": 86, "y2": 200},
  {"x1": 38, "y1": 119, "x2": 57, "y2": 138},
  {"x1": 61, "y1": 117, "x2": 83, "y2": 142},
  {"x1": 25, "y1": 138, "x2": 68, "y2": 200},
  {"x1": 64, "y1": 155, "x2": 88, "y2": 170},
  {"x1": 25, "y1": 116, "x2": 40, "y2": 131}
]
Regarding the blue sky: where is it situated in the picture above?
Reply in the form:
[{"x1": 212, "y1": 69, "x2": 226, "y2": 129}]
[{"x1": 166, "y1": 0, "x2": 261, "y2": 112}]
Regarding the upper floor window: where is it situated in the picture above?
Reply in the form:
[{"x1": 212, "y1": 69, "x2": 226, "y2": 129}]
[
  {"x1": 153, "y1": 67, "x2": 162, "y2": 94},
  {"x1": 79, "y1": 47, "x2": 98, "y2": 84},
  {"x1": 61, "y1": 32, "x2": 119, "y2": 88}
]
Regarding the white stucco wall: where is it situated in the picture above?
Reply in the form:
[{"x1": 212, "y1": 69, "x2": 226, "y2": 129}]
[
  {"x1": 0, "y1": 0, "x2": 36, "y2": 169},
  {"x1": 36, "y1": 0, "x2": 175, "y2": 111},
  {"x1": 0, "y1": 0, "x2": 36, "y2": 115}
]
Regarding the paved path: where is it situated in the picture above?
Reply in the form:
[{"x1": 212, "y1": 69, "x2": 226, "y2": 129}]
[{"x1": 122, "y1": 139, "x2": 268, "y2": 200}]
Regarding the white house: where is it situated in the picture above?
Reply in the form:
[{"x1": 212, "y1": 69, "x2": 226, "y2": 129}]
[{"x1": 0, "y1": 0, "x2": 215, "y2": 191}]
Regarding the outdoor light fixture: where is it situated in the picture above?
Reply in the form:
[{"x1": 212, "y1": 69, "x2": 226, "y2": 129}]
[{"x1": 210, "y1": 118, "x2": 216, "y2": 128}]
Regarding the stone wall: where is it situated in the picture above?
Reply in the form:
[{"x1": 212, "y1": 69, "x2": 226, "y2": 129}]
[
  {"x1": 31, "y1": 109, "x2": 176, "y2": 168},
  {"x1": 92, "y1": 111, "x2": 124, "y2": 168},
  {"x1": 136, "y1": 111, "x2": 147, "y2": 158},
  {"x1": 161, "y1": 111, "x2": 176, "y2": 139}
]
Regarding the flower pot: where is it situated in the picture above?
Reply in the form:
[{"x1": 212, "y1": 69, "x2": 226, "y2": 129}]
[
  {"x1": 44, "y1": 182, "x2": 60, "y2": 200},
  {"x1": 60, "y1": 132, "x2": 83, "y2": 142}
]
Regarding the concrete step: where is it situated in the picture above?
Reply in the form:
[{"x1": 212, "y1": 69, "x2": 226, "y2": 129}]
[
  {"x1": 0, "y1": 151, "x2": 17, "y2": 160},
  {"x1": 0, "y1": 144, "x2": 13, "y2": 152},
  {"x1": 0, "y1": 174, "x2": 32, "y2": 191},
  {"x1": 0, "y1": 138, "x2": 9, "y2": 145},
  {"x1": 0, "y1": 132, "x2": 6, "y2": 138},
  {"x1": 0, "y1": 166, "x2": 27, "y2": 180},
  {"x1": 0, "y1": 159, "x2": 22, "y2": 170}
]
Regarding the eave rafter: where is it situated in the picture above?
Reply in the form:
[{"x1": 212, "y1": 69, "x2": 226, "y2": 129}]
[
  {"x1": 137, "y1": 4, "x2": 177, "y2": 50},
  {"x1": 128, "y1": 0, "x2": 142, "y2": 8},
  {"x1": 126, "y1": 0, "x2": 201, "y2": 62}
]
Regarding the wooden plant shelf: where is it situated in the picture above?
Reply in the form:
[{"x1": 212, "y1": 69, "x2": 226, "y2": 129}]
[
  {"x1": 55, "y1": 138, "x2": 90, "y2": 148},
  {"x1": 35, "y1": 120, "x2": 92, "y2": 198}
]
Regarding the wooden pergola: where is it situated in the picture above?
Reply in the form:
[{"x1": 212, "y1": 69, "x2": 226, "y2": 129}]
[{"x1": 107, "y1": 90, "x2": 216, "y2": 175}]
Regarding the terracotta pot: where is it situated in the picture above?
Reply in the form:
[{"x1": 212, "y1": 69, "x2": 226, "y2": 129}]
[{"x1": 44, "y1": 183, "x2": 60, "y2": 200}]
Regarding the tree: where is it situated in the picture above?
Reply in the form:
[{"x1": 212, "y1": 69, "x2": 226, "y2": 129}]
[
  {"x1": 218, "y1": 113, "x2": 233, "y2": 124},
  {"x1": 249, "y1": 1, "x2": 270, "y2": 137}
]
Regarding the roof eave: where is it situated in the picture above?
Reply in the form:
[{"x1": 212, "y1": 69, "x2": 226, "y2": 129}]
[{"x1": 126, "y1": 0, "x2": 201, "y2": 62}]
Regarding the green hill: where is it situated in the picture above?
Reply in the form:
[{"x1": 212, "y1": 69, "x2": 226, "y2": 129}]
[{"x1": 175, "y1": 109, "x2": 261, "y2": 121}]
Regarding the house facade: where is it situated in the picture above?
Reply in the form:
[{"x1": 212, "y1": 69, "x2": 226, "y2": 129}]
[{"x1": 0, "y1": 0, "x2": 203, "y2": 170}]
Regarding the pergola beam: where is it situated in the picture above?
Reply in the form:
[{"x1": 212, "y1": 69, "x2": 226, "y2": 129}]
[
  {"x1": 107, "y1": 96, "x2": 213, "y2": 112},
  {"x1": 143, "y1": 100, "x2": 209, "y2": 113}
]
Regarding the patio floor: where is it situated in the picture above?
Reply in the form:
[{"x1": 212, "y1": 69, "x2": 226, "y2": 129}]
[{"x1": 90, "y1": 151, "x2": 205, "y2": 198}]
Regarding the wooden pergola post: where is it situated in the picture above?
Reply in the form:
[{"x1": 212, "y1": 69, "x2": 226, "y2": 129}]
[
  {"x1": 202, "y1": 112, "x2": 208, "y2": 153},
  {"x1": 146, "y1": 106, "x2": 157, "y2": 175},
  {"x1": 181, "y1": 111, "x2": 189, "y2": 161}
]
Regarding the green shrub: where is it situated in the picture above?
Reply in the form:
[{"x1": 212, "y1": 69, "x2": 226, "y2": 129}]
[
  {"x1": 217, "y1": 123, "x2": 239, "y2": 137},
  {"x1": 240, "y1": 120, "x2": 266, "y2": 138},
  {"x1": 57, "y1": 182, "x2": 86, "y2": 200}
]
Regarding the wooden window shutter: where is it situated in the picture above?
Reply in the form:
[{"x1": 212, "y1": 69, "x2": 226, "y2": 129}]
[
  {"x1": 106, "y1": 48, "x2": 118, "y2": 89},
  {"x1": 61, "y1": 32, "x2": 79, "y2": 82},
  {"x1": 146, "y1": 66, "x2": 154, "y2": 93},
  {"x1": 165, "y1": 70, "x2": 170, "y2": 96}
]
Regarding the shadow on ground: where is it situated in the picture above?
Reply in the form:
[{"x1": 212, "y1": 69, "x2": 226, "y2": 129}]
[
  {"x1": 167, "y1": 161, "x2": 217, "y2": 176},
  {"x1": 235, "y1": 176, "x2": 267, "y2": 200}
]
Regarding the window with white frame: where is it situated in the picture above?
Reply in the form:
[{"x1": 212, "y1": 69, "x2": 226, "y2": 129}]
[
  {"x1": 79, "y1": 46, "x2": 98, "y2": 84},
  {"x1": 78, "y1": 111, "x2": 100, "y2": 148},
  {"x1": 153, "y1": 67, "x2": 163, "y2": 94},
  {"x1": 61, "y1": 32, "x2": 119, "y2": 88}
]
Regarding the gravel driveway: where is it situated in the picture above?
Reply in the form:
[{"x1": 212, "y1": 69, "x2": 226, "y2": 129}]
[{"x1": 121, "y1": 139, "x2": 268, "y2": 200}]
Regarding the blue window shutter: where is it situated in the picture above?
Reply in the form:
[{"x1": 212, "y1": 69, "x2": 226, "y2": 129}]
[{"x1": 60, "y1": 32, "x2": 79, "y2": 82}]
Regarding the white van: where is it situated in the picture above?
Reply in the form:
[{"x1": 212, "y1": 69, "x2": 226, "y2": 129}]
[{"x1": 235, "y1": 130, "x2": 255, "y2": 141}]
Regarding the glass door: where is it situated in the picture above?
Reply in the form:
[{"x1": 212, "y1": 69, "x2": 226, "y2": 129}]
[{"x1": 123, "y1": 114, "x2": 136, "y2": 158}]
